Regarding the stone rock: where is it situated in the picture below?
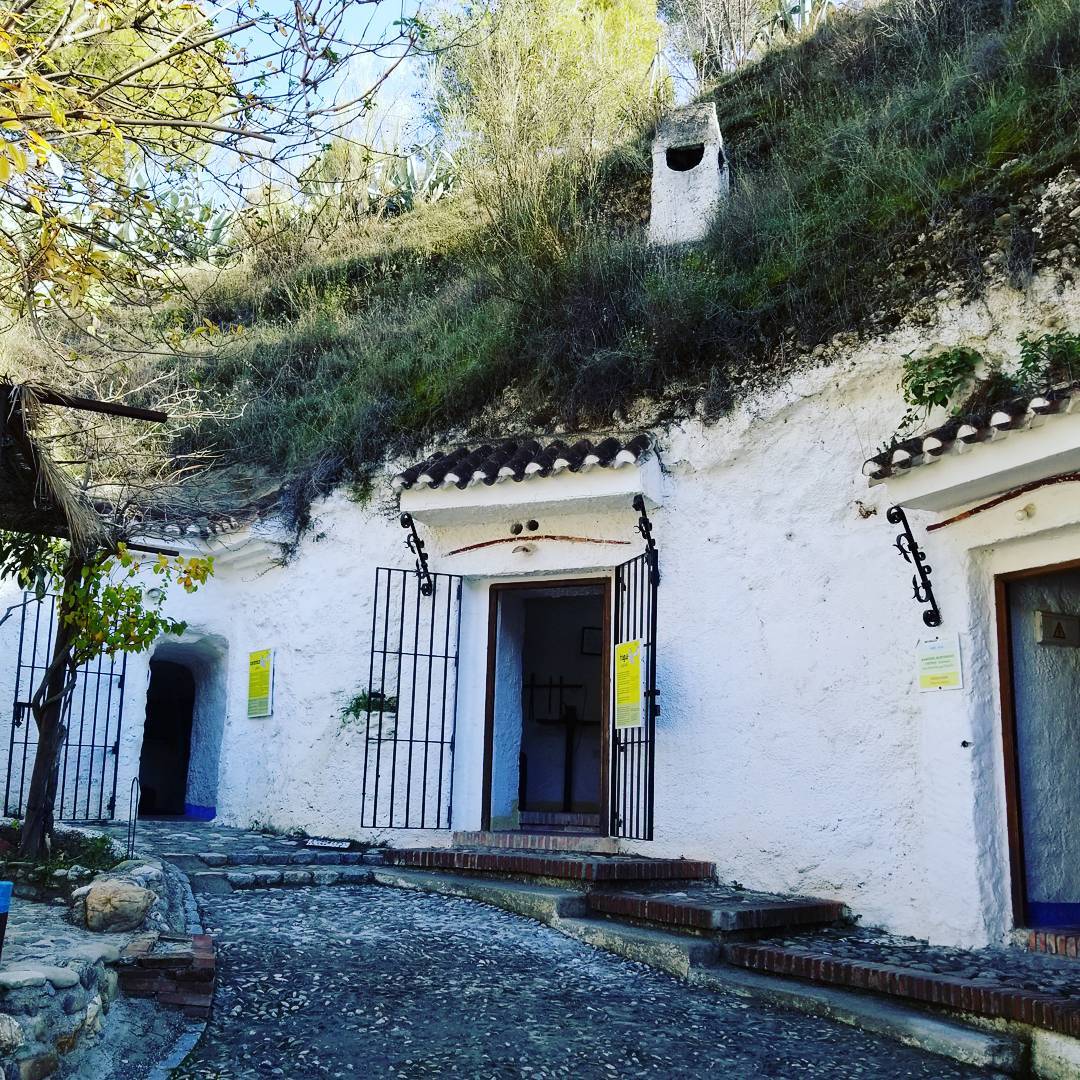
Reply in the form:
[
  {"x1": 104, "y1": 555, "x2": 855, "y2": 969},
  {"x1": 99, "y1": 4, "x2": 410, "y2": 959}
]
[
  {"x1": 198, "y1": 852, "x2": 228, "y2": 867},
  {"x1": 83, "y1": 879, "x2": 155, "y2": 933},
  {"x1": 64, "y1": 942, "x2": 120, "y2": 964},
  {"x1": 84, "y1": 995, "x2": 103, "y2": 1033},
  {"x1": 18, "y1": 1051, "x2": 58, "y2": 1080},
  {"x1": 0, "y1": 968, "x2": 46, "y2": 989},
  {"x1": 0, "y1": 1013, "x2": 23, "y2": 1052}
]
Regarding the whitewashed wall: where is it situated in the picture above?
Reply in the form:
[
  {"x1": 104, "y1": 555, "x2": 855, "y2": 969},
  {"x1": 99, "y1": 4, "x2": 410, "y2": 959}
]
[{"x1": 0, "y1": 270, "x2": 1075, "y2": 949}]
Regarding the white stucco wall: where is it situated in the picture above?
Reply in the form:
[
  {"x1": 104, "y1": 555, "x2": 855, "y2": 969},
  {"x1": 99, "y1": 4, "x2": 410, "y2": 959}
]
[{"x1": 0, "y1": 269, "x2": 1076, "y2": 949}]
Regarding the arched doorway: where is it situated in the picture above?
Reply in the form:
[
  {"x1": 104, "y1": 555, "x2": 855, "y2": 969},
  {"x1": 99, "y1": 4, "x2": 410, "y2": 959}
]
[{"x1": 138, "y1": 633, "x2": 227, "y2": 819}]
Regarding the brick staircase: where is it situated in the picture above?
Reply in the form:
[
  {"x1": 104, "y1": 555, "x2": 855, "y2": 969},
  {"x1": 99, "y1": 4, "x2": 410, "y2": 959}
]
[{"x1": 375, "y1": 840, "x2": 1080, "y2": 1059}]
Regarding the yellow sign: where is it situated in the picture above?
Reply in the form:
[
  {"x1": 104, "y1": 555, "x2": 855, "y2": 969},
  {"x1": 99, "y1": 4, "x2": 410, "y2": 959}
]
[
  {"x1": 247, "y1": 649, "x2": 274, "y2": 718},
  {"x1": 614, "y1": 639, "x2": 644, "y2": 729},
  {"x1": 916, "y1": 635, "x2": 963, "y2": 692}
]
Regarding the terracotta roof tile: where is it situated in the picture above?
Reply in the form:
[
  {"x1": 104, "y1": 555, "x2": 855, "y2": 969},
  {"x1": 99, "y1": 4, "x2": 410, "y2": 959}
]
[
  {"x1": 864, "y1": 383, "x2": 1080, "y2": 482},
  {"x1": 392, "y1": 434, "x2": 651, "y2": 491}
]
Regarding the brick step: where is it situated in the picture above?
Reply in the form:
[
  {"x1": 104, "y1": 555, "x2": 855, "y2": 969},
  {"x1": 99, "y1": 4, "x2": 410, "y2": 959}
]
[
  {"x1": 452, "y1": 830, "x2": 618, "y2": 853},
  {"x1": 1027, "y1": 929, "x2": 1080, "y2": 959},
  {"x1": 722, "y1": 940, "x2": 1080, "y2": 1039},
  {"x1": 587, "y1": 885, "x2": 849, "y2": 938},
  {"x1": 118, "y1": 932, "x2": 216, "y2": 1020},
  {"x1": 189, "y1": 865, "x2": 374, "y2": 894},
  {"x1": 164, "y1": 849, "x2": 375, "y2": 872},
  {"x1": 383, "y1": 847, "x2": 714, "y2": 885}
]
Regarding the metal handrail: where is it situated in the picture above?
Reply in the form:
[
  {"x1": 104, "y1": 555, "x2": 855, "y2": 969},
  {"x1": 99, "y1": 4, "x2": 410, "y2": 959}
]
[{"x1": 125, "y1": 777, "x2": 140, "y2": 860}]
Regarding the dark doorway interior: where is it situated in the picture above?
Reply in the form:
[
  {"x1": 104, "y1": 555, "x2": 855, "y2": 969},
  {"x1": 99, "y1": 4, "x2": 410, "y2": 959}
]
[
  {"x1": 139, "y1": 660, "x2": 195, "y2": 816},
  {"x1": 1006, "y1": 568, "x2": 1080, "y2": 928},
  {"x1": 488, "y1": 584, "x2": 607, "y2": 833}
]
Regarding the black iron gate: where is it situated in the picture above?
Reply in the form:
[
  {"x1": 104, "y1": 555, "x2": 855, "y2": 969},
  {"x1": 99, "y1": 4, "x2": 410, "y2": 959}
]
[
  {"x1": 3, "y1": 594, "x2": 127, "y2": 822},
  {"x1": 611, "y1": 547, "x2": 659, "y2": 840},
  {"x1": 360, "y1": 567, "x2": 462, "y2": 829}
]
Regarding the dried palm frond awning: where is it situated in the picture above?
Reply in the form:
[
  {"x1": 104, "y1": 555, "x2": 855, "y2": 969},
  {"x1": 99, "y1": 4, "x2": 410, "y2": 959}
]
[{"x1": 0, "y1": 381, "x2": 165, "y2": 553}]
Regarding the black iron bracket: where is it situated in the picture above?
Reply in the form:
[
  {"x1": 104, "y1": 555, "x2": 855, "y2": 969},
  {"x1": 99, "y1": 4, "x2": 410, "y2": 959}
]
[
  {"x1": 400, "y1": 512, "x2": 434, "y2": 597},
  {"x1": 632, "y1": 494, "x2": 660, "y2": 585},
  {"x1": 887, "y1": 505, "x2": 942, "y2": 628}
]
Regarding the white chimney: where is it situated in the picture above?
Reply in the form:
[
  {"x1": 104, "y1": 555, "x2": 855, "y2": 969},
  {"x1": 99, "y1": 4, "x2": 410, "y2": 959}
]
[{"x1": 649, "y1": 102, "x2": 728, "y2": 246}]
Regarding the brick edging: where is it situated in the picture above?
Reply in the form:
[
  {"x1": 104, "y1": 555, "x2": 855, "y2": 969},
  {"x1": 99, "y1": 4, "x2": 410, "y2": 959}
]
[
  {"x1": 722, "y1": 942, "x2": 1080, "y2": 1037},
  {"x1": 118, "y1": 933, "x2": 216, "y2": 1019},
  {"x1": 386, "y1": 849, "x2": 715, "y2": 882},
  {"x1": 1028, "y1": 929, "x2": 1080, "y2": 959}
]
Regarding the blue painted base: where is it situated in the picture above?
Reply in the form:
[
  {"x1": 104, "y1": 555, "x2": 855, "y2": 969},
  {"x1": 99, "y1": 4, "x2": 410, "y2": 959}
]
[
  {"x1": 184, "y1": 803, "x2": 216, "y2": 821},
  {"x1": 1027, "y1": 901, "x2": 1080, "y2": 929}
]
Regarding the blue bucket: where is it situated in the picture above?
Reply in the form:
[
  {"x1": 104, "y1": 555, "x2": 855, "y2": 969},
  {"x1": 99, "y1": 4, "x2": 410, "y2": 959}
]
[{"x1": 0, "y1": 880, "x2": 10, "y2": 963}]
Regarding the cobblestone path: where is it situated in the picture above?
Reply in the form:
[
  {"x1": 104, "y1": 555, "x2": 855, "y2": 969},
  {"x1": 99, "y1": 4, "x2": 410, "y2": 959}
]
[{"x1": 175, "y1": 885, "x2": 994, "y2": 1079}]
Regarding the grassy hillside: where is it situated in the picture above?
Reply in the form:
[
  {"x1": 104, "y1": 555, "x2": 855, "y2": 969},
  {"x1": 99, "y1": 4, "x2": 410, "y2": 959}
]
[{"x1": 178, "y1": 0, "x2": 1080, "y2": 501}]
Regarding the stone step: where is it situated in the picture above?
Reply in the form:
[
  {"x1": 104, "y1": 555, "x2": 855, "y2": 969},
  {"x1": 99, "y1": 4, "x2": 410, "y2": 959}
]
[
  {"x1": 556, "y1": 916, "x2": 721, "y2": 979},
  {"x1": 688, "y1": 965, "x2": 1025, "y2": 1075},
  {"x1": 189, "y1": 865, "x2": 374, "y2": 895},
  {"x1": 371, "y1": 867, "x2": 588, "y2": 923},
  {"x1": 164, "y1": 849, "x2": 375, "y2": 872},
  {"x1": 722, "y1": 939, "x2": 1080, "y2": 1040},
  {"x1": 383, "y1": 847, "x2": 714, "y2": 885},
  {"x1": 452, "y1": 830, "x2": 619, "y2": 853},
  {"x1": 586, "y1": 884, "x2": 848, "y2": 937}
]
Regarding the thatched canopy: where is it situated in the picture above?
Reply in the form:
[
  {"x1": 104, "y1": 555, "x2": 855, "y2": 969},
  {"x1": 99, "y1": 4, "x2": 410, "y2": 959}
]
[{"x1": 0, "y1": 382, "x2": 164, "y2": 553}]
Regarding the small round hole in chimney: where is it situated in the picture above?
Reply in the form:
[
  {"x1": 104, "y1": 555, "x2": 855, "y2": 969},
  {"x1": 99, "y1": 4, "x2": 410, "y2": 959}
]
[
  {"x1": 510, "y1": 522, "x2": 523, "y2": 535},
  {"x1": 526, "y1": 519, "x2": 539, "y2": 531},
  {"x1": 666, "y1": 144, "x2": 705, "y2": 172}
]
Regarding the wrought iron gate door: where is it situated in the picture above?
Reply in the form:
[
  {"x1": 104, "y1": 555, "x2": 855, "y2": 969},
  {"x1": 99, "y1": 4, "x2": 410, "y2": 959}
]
[
  {"x1": 3, "y1": 595, "x2": 127, "y2": 822},
  {"x1": 360, "y1": 568, "x2": 462, "y2": 829},
  {"x1": 611, "y1": 550, "x2": 659, "y2": 840}
]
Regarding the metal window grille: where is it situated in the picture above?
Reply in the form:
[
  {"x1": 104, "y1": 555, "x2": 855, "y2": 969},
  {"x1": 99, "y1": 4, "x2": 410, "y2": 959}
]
[{"x1": 360, "y1": 568, "x2": 462, "y2": 829}]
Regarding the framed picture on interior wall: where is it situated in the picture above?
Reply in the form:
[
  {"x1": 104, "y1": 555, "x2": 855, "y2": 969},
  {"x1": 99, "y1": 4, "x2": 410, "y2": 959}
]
[{"x1": 581, "y1": 627, "x2": 603, "y2": 656}]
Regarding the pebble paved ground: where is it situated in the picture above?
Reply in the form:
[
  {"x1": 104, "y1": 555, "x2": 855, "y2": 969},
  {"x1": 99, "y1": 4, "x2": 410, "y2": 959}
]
[{"x1": 175, "y1": 885, "x2": 995, "y2": 1079}]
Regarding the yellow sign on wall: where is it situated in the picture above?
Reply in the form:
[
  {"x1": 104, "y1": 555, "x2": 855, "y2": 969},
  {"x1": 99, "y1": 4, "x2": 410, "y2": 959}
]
[
  {"x1": 915, "y1": 634, "x2": 963, "y2": 692},
  {"x1": 247, "y1": 649, "x2": 274, "y2": 718},
  {"x1": 614, "y1": 639, "x2": 644, "y2": 730}
]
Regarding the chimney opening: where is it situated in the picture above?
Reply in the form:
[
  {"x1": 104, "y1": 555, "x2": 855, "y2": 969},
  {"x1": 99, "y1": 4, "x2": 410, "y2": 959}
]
[{"x1": 665, "y1": 144, "x2": 705, "y2": 172}]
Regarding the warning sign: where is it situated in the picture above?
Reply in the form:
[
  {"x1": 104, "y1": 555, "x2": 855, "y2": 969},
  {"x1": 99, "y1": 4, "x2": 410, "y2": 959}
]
[
  {"x1": 1035, "y1": 610, "x2": 1080, "y2": 647},
  {"x1": 614, "y1": 639, "x2": 644, "y2": 729},
  {"x1": 247, "y1": 649, "x2": 274, "y2": 718},
  {"x1": 916, "y1": 634, "x2": 963, "y2": 692}
]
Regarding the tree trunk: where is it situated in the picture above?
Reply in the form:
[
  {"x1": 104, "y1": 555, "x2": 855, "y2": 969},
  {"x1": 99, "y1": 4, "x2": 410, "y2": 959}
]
[{"x1": 18, "y1": 558, "x2": 82, "y2": 861}]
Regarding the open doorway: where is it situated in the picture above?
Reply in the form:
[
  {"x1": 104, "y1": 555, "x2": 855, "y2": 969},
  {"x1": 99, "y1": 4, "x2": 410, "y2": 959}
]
[
  {"x1": 137, "y1": 633, "x2": 227, "y2": 820},
  {"x1": 139, "y1": 661, "x2": 194, "y2": 816},
  {"x1": 999, "y1": 562, "x2": 1080, "y2": 929},
  {"x1": 484, "y1": 580, "x2": 609, "y2": 834}
]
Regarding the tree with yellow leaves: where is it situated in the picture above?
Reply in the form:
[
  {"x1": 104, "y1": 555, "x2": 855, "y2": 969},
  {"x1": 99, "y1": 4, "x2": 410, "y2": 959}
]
[{"x1": 0, "y1": 0, "x2": 418, "y2": 339}]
